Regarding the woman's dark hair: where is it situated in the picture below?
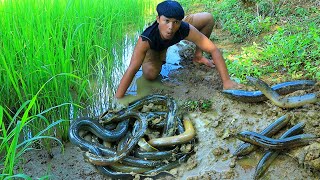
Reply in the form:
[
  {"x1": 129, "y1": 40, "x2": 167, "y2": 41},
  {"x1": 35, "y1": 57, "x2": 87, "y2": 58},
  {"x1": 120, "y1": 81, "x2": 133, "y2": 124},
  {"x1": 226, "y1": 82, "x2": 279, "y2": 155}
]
[{"x1": 156, "y1": 0, "x2": 185, "y2": 20}]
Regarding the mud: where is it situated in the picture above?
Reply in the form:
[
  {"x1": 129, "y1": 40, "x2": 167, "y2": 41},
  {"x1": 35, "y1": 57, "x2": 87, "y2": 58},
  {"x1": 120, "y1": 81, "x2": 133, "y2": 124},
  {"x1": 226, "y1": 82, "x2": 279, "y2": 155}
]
[
  {"x1": 16, "y1": 39, "x2": 320, "y2": 180},
  {"x1": 16, "y1": 23, "x2": 320, "y2": 180}
]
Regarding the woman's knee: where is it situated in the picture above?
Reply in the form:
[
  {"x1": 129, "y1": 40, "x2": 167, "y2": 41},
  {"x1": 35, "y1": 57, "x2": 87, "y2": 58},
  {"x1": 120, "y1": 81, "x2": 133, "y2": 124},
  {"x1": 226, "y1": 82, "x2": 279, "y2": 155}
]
[
  {"x1": 200, "y1": 12, "x2": 214, "y2": 26},
  {"x1": 142, "y1": 65, "x2": 161, "y2": 80},
  {"x1": 190, "y1": 12, "x2": 214, "y2": 31},
  {"x1": 143, "y1": 72, "x2": 158, "y2": 80}
]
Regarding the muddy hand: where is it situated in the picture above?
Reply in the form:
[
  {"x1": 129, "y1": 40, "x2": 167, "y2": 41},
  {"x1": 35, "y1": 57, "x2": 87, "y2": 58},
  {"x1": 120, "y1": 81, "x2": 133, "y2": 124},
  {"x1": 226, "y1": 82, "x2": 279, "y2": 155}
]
[
  {"x1": 223, "y1": 79, "x2": 244, "y2": 90},
  {"x1": 192, "y1": 57, "x2": 215, "y2": 68}
]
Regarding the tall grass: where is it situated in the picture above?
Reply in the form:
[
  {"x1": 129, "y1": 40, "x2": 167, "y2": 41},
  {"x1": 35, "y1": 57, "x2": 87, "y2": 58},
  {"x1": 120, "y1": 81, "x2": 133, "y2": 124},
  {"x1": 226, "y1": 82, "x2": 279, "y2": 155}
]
[
  {"x1": 0, "y1": 0, "x2": 159, "y2": 178},
  {"x1": 0, "y1": 0, "x2": 154, "y2": 140}
]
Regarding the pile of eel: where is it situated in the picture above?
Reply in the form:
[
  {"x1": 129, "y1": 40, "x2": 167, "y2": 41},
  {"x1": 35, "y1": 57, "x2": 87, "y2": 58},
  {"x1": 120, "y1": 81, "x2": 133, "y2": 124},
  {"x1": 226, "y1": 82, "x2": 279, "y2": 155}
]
[
  {"x1": 68, "y1": 94, "x2": 196, "y2": 179},
  {"x1": 223, "y1": 76, "x2": 319, "y2": 108},
  {"x1": 233, "y1": 114, "x2": 318, "y2": 179}
]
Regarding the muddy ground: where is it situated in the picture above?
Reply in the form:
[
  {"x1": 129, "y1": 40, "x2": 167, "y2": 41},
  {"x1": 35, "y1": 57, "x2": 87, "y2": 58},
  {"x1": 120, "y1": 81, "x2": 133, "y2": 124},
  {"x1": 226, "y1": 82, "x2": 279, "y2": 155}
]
[
  {"x1": 18, "y1": 46, "x2": 320, "y2": 180},
  {"x1": 17, "y1": 32, "x2": 320, "y2": 180}
]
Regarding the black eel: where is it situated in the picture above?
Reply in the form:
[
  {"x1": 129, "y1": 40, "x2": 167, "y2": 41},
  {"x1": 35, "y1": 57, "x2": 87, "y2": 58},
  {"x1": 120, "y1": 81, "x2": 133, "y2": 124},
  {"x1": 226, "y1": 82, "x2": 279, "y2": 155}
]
[
  {"x1": 69, "y1": 114, "x2": 167, "y2": 179},
  {"x1": 246, "y1": 76, "x2": 319, "y2": 108},
  {"x1": 143, "y1": 154, "x2": 189, "y2": 175},
  {"x1": 254, "y1": 122, "x2": 305, "y2": 179},
  {"x1": 99, "y1": 94, "x2": 178, "y2": 137},
  {"x1": 222, "y1": 79, "x2": 316, "y2": 103},
  {"x1": 69, "y1": 117, "x2": 129, "y2": 153},
  {"x1": 83, "y1": 151, "x2": 165, "y2": 168},
  {"x1": 69, "y1": 94, "x2": 190, "y2": 179},
  {"x1": 233, "y1": 114, "x2": 290, "y2": 157},
  {"x1": 134, "y1": 146, "x2": 180, "y2": 160},
  {"x1": 236, "y1": 131, "x2": 317, "y2": 150},
  {"x1": 93, "y1": 112, "x2": 148, "y2": 164}
]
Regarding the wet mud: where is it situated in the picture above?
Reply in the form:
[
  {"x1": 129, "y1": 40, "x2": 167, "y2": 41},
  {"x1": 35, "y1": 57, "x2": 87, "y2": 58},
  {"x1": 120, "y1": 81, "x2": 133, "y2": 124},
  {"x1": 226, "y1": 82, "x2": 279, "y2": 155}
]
[
  {"x1": 16, "y1": 41, "x2": 320, "y2": 180},
  {"x1": 20, "y1": 40, "x2": 320, "y2": 180}
]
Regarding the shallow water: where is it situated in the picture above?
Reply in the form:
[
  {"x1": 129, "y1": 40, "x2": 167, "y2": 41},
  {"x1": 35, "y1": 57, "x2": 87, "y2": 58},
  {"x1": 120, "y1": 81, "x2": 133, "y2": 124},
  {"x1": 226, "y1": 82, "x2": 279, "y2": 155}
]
[{"x1": 84, "y1": 36, "x2": 186, "y2": 116}]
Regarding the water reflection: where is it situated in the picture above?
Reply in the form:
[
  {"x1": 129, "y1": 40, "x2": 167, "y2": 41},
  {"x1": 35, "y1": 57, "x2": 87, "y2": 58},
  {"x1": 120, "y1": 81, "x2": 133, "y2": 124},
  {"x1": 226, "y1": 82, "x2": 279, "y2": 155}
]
[
  {"x1": 126, "y1": 44, "x2": 183, "y2": 95},
  {"x1": 120, "y1": 43, "x2": 185, "y2": 105},
  {"x1": 162, "y1": 44, "x2": 183, "y2": 77}
]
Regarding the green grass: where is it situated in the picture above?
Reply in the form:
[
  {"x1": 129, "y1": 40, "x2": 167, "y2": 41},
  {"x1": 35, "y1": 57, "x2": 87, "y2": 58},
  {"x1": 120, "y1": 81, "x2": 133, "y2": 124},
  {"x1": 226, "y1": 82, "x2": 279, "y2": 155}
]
[
  {"x1": 0, "y1": 74, "x2": 75, "y2": 178},
  {"x1": 211, "y1": 0, "x2": 274, "y2": 43},
  {"x1": 0, "y1": 0, "x2": 157, "y2": 178},
  {"x1": 257, "y1": 21, "x2": 320, "y2": 79},
  {"x1": 207, "y1": 0, "x2": 320, "y2": 81},
  {"x1": 182, "y1": 99, "x2": 213, "y2": 112},
  {"x1": 0, "y1": 0, "x2": 153, "y2": 141}
]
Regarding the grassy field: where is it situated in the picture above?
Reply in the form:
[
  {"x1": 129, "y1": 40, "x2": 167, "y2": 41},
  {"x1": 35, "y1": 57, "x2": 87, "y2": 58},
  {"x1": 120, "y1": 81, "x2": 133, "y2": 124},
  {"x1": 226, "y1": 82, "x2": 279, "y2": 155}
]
[
  {"x1": 0, "y1": 0, "x2": 157, "y2": 178},
  {"x1": 210, "y1": 0, "x2": 320, "y2": 81}
]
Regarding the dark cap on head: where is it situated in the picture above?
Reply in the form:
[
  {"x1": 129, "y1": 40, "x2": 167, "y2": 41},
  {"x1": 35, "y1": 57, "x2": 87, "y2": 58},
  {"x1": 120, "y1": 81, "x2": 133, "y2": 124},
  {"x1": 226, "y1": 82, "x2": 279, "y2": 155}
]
[{"x1": 156, "y1": 0, "x2": 185, "y2": 20}]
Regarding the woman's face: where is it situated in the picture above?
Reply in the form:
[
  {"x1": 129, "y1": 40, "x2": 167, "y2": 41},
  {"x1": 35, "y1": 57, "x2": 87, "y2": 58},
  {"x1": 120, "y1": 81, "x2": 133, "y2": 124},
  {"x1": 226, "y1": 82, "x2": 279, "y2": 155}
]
[{"x1": 157, "y1": 15, "x2": 181, "y2": 40}]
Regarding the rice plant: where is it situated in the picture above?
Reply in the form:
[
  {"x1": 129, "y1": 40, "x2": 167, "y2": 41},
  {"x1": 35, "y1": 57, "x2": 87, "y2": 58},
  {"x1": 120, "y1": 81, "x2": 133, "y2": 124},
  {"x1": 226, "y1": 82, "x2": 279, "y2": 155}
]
[
  {"x1": 0, "y1": 73, "x2": 82, "y2": 179},
  {"x1": 0, "y1": 1, "x2": 159, "y2": 177},
  {"x1": 0, "y1": 0, "x2": 155, "y2": 140}
]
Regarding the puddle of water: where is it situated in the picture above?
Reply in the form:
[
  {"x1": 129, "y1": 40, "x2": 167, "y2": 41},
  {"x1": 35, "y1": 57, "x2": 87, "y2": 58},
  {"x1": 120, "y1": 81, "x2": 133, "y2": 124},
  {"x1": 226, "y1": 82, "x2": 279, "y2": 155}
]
[
  {"x1": 237, "y1": 156, "x2": 259, "y2": 170},
  {"x1": 123, "y1": 44, "x2": 184, "y2": 102},
  {"x1": 162, "y1": 44, "x2": 183, "y2": 77}
]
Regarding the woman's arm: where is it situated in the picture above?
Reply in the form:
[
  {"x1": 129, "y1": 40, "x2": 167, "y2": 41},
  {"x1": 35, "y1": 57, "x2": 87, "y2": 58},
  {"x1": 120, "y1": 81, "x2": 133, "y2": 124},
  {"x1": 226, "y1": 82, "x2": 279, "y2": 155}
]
[
  {"x1": 115, "y1": 37, "x2": 150, "y2": 98},
  {"x1": 185, "y1": 25, "x2": 239, "y2": 89}
]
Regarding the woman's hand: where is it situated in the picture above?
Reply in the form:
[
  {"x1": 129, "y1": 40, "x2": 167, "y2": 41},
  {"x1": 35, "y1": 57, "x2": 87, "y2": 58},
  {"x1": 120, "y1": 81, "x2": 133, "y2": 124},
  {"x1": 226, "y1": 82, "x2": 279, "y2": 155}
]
[{"x1": 223, "y1": 79, "x2": 244, "y2": 90}]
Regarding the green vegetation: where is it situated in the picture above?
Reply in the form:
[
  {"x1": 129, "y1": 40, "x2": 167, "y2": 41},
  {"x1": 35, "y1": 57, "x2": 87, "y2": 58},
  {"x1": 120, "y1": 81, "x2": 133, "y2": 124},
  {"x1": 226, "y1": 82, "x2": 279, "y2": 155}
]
[
  {"x1": 182, "y1": 99, "x2": 213, "y2": 112},
  {"x1": 0, "y1": 0, "x2": 150, "y2": 138},
  {"x1": 0, "y1": 0, "x2": 156, "y2": 178},
  {"x1": 209, "y1": 0, "x2": 320, "y2": 81},
  {"x1": 213, "y1": 0, "x2": 275, "y2": 43},
  {"x1": 0, "y1": 75, "x2": 70, "y2": 178}
]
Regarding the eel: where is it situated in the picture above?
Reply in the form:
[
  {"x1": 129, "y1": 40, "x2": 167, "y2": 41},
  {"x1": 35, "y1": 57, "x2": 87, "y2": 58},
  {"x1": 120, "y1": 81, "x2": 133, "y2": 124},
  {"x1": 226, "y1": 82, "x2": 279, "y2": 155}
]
[
  {"x1": 83, "y1": 151, "x2": 164, "y2": 167},
  {"x1": 69, "y1": 113, "x2": 149, "y2": 166},
  {"x1": 222, "y1": 80, "x2": 316, "y2": 103},
  {"x1": 254, "y1": 122, "x2": 305, "y2": 179},
  {"x1": 143, "y1": 154, "x2": 189, "y2": 175},
  {"x1": 148, "y1": 118, "x2": 195, "y2": 147},
  {"x1": 68, "y1": 117, "x2": 129, "y2": 155},
  {"x1": 246, "y1": 76, "x2": 319, "y2": 108},
  {"x1": 236, "y1": 131, "x2": 317, "y2": 150},
  {"x1": 134, "y1": 147, "x2": 179, "y2": 160},
  {"x1": 98, "y1": 112, "x2": 148, "y2": 164},
  {"x1": 233, "y1": 114, "x2": 290, "y2": 157},
  {"x1": 99, "y1": 94, "x2": 179, "y2": 137}
]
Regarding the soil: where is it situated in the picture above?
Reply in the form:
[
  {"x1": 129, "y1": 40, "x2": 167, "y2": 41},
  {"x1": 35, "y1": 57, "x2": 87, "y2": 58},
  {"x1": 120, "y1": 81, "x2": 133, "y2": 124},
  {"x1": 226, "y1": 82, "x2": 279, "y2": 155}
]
[{"x1": 16, "y1": 17, "x2": 320, "y2": 180}]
